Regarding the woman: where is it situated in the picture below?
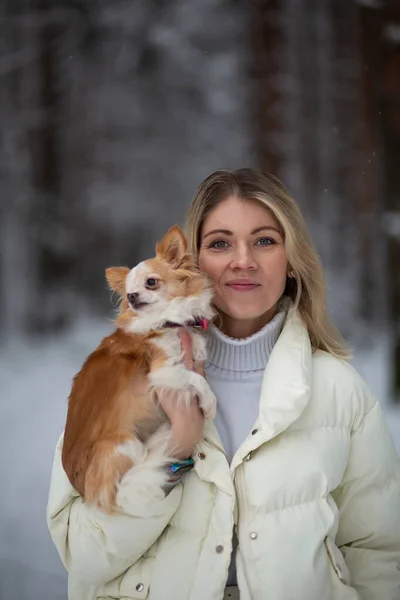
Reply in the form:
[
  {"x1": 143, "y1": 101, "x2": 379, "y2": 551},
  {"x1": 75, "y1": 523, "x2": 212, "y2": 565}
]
[{"x1": 47, "y1": 169, "x2": 400, "y2": 600}]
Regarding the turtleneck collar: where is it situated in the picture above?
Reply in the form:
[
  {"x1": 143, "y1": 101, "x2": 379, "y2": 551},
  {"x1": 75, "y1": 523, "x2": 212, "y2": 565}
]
[{"x1": 206, "y1": 309, "x2": 286, "y2": 372}]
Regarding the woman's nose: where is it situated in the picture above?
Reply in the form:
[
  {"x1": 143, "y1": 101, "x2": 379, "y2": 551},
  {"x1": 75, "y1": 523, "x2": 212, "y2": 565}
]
[{"x1": 229, "y1": 245, "x2": 257, "y2": 269}]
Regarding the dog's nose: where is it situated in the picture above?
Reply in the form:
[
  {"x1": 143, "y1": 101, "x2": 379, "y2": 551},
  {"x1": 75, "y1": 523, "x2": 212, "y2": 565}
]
[{"x1": 127, "y1": 292, "x2": 139, "y2": 305}]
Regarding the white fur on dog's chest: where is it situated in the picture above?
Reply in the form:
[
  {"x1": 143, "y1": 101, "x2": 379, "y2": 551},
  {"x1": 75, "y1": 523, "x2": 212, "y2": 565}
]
[
  {"x1": 152, "y1": 329, "x2": 183, "y2": 364},
  {"x1": 148, "y1": 327, "x2": 216, "y2": 420},
  {"x1": 152, "y1": 328, "x2": 207, "y2": 364}
]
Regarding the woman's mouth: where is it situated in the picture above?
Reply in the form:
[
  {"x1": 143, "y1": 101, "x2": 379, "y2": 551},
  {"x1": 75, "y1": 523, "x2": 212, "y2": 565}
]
[{"x1": 226, "y1": 281, "x2": 260, "y2": 291}]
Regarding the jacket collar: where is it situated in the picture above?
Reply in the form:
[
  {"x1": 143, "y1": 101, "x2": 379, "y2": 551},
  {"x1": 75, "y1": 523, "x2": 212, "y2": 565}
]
[
  {"x1": 258, "y1": 305, "x2": 312, "y2": 433},
  {"x1": 203, "y1": 305, "x2": 313, "y2": 473}
]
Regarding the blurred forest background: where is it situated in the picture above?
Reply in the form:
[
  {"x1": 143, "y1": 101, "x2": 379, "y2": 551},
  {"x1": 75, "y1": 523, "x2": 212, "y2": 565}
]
[{"x1": 0, "y1": 0, "x2": 399, "y2": 598}]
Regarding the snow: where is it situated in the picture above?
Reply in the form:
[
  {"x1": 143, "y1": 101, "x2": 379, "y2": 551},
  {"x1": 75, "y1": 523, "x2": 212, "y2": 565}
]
[
  {"x1": 1, "y1": 319, "x2": 399, "y2": 599},
  {"x1": 0, "y1": 319, "x2": 112, "y2": 599}
]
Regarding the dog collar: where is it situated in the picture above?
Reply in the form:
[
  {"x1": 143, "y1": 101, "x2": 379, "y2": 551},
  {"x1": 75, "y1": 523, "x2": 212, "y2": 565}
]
[{"x1": 163, "y1": 317, "x2": 208, "y2": 331}]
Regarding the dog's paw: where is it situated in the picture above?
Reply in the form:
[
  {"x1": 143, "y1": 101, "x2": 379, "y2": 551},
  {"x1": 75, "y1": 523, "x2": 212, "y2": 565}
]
[{"x1": 199, "y1": 389, "x2": 217, "y2": 420}]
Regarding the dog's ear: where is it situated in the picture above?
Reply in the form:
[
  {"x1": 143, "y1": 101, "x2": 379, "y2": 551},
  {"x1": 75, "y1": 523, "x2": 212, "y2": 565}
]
[
  {"x1": 156, "y1": 225, "x2": 188, "y2": 267},
  {"x1": 105, "y1": 267, "x2": 130, "y2": 296}
]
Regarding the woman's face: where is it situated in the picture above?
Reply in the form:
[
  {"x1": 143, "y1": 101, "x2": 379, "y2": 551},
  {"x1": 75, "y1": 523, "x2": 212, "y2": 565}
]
[{"x1": 198, "y1": 195, "x2": 289, "y2": 338}]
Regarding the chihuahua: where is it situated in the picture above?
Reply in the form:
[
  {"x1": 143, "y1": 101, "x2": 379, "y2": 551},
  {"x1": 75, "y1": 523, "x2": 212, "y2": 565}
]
[{"x1": 61, "y1": 225, "x2": 216, "y2": 513}]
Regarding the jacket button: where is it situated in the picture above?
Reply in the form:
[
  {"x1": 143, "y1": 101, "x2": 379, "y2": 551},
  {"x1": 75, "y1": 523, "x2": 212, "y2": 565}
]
[
  {"x1": 251, "y1": 429, "x2": 258, "y2": 435},
  {"x1": 135, "y1": 583, "x2": 144, "y2": 592},
  {"x1": 216, "y1": 545, "x2": 224, "y2": 553},
  {"x1": 198, "y1": 452, "x2": 206, "y2": 460},
  {"x1": 250, "y1": 532, "x2": 257, "y2": 540}
]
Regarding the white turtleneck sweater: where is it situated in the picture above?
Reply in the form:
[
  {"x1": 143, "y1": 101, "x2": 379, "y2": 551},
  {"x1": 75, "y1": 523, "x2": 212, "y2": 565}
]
[
  {"x1": 205, "y1": 310, "x2": 286, "y2": 463},
  {"x1": 204, "y1": 309, "x2": 286, "y2": 586}
]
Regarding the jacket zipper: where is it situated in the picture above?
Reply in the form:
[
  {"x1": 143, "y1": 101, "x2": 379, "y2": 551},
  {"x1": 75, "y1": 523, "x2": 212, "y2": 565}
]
[
  {"x1": 204, "y1": 435, "x2": 258, "y2": 599},
  {"x1": 235, "y1": 464, "x2": 257, "y2": 600}
]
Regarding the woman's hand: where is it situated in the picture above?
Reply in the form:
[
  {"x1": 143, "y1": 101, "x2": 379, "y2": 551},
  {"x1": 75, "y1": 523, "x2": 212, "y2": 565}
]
[{"x1": 158, "y1": 328, "x2": 205, "y2": 460}]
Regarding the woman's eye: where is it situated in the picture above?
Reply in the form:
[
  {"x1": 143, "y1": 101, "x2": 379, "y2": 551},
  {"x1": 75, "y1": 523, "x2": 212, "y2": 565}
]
[
  {"x1": 146, "y1": 278, "x2": 158, "y2": 288},
  {"x1": 209, "y1": 240, "x2": 228, "y2": 249},
  {"x1": 256, "y1": 237, "x2": 275, "y2": 247}
]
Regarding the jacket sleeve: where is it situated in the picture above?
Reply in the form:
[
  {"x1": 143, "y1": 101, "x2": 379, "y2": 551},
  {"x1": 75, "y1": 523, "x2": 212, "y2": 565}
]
[
  {"x1": 334, "y1": 393, "x2": 400, "y2": 600},
  {"x1": 46, "y1": 434, "x2": 182, "y2": 586}
]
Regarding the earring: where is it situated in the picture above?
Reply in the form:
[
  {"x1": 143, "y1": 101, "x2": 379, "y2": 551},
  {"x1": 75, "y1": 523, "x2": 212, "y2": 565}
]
[{"x1": 289, "y1": 269, "x2": 296, "y2": 278}]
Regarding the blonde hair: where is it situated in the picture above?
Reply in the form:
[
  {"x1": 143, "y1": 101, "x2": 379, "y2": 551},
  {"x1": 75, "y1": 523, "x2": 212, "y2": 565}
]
[{"x1": 184, "y1": 168, "x2": 350, "y2": 360}]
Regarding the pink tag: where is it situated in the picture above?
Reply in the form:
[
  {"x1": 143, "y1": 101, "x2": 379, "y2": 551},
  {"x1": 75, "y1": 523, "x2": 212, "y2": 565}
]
[{"x1": 200, "y1": 318, "x2": 208, "y2": 330}]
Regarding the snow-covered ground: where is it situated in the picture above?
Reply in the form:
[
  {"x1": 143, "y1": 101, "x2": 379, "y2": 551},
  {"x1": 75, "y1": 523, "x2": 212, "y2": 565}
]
[
  {"x1": 1, "y1": 319, "x2": 399, "y2": 600},
  {"x1": 0, "y1": 319, "x2": 112, "y2": 600}
]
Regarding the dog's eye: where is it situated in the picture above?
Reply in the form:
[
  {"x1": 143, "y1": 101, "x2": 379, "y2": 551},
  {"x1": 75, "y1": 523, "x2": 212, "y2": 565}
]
[{"x1": 145, "y1": 278, "x2": 158, "y2": 289}]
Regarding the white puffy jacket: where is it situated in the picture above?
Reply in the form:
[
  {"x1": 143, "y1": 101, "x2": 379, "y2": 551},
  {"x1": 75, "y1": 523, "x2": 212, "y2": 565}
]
[{"x1": 47, "y1": 307, "x2": 400, "y2": 600}]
